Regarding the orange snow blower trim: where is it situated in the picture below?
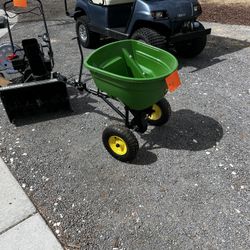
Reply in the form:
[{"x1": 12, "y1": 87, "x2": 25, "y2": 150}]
[{"x1": 13, "y1": 0, "x2": 27, "y2": 8}]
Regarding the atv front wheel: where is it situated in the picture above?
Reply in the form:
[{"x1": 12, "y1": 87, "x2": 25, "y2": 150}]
[
  {"x1": 131, "y1": 28, "x2": 166, "y2": 49},
  {"x1": 175, "y1": 22, "x2": 207, "y2": 58},
  {"x1": 76, "y1": 16, "x2": 100, "y2": 48}
]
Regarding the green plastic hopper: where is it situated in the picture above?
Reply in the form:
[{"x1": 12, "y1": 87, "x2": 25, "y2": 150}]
[{"x1": 84, "y1": 40, "x2": 178, "y2": 110}]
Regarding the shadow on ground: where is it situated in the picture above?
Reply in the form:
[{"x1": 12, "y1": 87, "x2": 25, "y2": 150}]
[
  {"x1": 134, "y1": 109, "x2": 223, "y2": 165},
  {"x1": 80, "y1": 34, "x2": 250, "y2": 72},
  {"x1": 178, "y1": 35, "x2": 250, "y2": 72},
  {"x1": 84, "y1": 34, "x2": 250, "y2": 72}
]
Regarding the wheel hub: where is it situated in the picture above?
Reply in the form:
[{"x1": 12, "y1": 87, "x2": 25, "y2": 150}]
[
  {"x1": 108, "y1": 136, "x2": 127, "y2": 155},
  {"x1": 79, "y1": 24, "x2": 87, "y2": 43},
  {"x1": 149, "y1": 104, "x2": 162, "y2": 121}
]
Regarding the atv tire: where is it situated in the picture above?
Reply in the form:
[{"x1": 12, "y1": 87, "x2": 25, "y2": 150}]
[
  {"x1": 76, "y1": 16, "x2": 100, "y2": 48},
  {"x1": 131, "y1": 28, "x2": 166, "y2": 49},
  {"x1": 175, "y1": 22, "x2": 207, "y2": 58}
]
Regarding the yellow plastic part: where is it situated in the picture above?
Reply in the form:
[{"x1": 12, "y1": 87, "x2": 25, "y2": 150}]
[
  {"x1": 108, "y1": 136, "x2": 128, "y2": 155},
  {"x1": 149, "y1": 104, "x2": 162, "y2": 121}
]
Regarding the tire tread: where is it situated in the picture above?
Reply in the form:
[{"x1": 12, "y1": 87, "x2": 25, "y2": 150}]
[
  {"x1": 102, "y1": 124, "x2": 139, "y2": 162},
  {"x1": 132, "y1": 28, "x2": 166, "y2": 48},
  {"x1": 76, "y1": 16, "x2": 100, "y2": 48}
]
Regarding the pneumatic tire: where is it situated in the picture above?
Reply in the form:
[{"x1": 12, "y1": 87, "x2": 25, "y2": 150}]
[
  {"x1": 76, "y1": 16, "x2": 100, "y2": 48},
  {"x1": 131, "y1": 28, "x2": 166, "y2": 49},
  {"x1": 102, "y1": 125, "x2": 139, "y2": 162},
  {"x1": 148, "y1": 98, "x2": 172, "y2": 126},
  {"x1": 175, "y1": 22, "x2": 207, "y2": 58}
]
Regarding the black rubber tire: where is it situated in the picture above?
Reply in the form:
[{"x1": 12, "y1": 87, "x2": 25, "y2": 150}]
[
  {"x1": 102, "y1": 124, "x2": 139, "y2": 162},
  {"x1": 131, "y1": 28, "x2": 166, "y2": 49},
  {"x1": 148, "y1": 98, "x2": 172, "y2": 126},
  {"x1": 76, "y1": 16, "x2": 100, "y2": 48},
  {"x1": 175, "y1": 22, "x2": 207, "y2": 58}
]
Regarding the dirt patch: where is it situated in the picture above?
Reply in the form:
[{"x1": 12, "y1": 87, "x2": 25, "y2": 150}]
[{"x1": 200, "y1": 3, "x2": 250, "y2": 26}]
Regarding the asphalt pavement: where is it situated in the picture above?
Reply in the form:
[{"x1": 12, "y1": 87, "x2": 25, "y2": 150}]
[
  {"x1": 0, "y1": 9, "x2": 17, "y2": 38},
  {"x1": 0, "y1": 19, "x2": 249, "y2": 249}
]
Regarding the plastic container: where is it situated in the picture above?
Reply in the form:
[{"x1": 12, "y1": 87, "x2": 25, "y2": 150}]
[{"x1": 84, "y1": 40, "x2": 178, "y2": 110}]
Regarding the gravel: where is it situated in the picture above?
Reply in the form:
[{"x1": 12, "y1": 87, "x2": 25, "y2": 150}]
[
  {"x1": 1, "y1": 0, "x2": 250, "y2": 248},
  {"x1": 0, "y1": 19, "x2": 249, "y2": 249}
]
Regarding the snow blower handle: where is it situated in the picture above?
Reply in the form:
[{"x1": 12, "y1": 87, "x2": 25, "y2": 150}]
[
  {"x1": 64, "y1": 0, "x2": 70, "y2": 16},
  {"x1": 75, "y1": 36, "x2": 84, "y2": 87},
  {"x1": 3, "y1": 0, "x2": 55, "y2": 69}
]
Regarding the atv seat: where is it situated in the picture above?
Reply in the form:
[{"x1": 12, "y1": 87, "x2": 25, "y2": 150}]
[{"x1": 22, "y1": 38, "x2": 50, "y2": 79}]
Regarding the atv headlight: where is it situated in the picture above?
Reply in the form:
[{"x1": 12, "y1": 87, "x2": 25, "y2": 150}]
[
  {"x1": 193, "y1": 3, "x2": 202, "y2": 13},
  {"x1": 151, "y1": 11, "x2": 168, "y2": 19}
]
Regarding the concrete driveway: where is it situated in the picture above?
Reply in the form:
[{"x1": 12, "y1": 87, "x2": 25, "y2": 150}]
[{"x1": 0, "y1": 19, "x2": 249, "y2": 249}]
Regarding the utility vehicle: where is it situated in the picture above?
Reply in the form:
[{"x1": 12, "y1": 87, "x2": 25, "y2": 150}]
[{"x1": 65, "y1": 0, "x2": 211, "y2": 57}]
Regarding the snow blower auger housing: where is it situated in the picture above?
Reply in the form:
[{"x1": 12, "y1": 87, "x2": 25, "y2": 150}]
[{"x1": 0, "y1": 0, "x2": 71, "y2": 123}]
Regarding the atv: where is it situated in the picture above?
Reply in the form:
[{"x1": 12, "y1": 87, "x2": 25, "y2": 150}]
[{"x1": 65, "y1": 0, "x2": 211, "y2": 58}]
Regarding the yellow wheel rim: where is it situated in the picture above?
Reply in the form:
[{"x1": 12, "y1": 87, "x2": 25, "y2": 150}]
[
  {"x1": 149, "y1": 104, "x2": 162, "y2": 121},
  {"x1": 108, "y1": 136, "x2": 128, "y2": 156}
]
